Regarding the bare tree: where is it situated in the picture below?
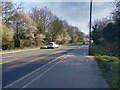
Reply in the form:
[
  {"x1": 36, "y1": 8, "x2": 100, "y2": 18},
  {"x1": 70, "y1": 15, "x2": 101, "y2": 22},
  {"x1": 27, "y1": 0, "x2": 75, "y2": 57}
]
[
  {"x1": 30, "y1": 7, "x2": 55, "y2": 33},
  {"x1": 1, "y1": 2, "x2": 23, "y2": 24}
]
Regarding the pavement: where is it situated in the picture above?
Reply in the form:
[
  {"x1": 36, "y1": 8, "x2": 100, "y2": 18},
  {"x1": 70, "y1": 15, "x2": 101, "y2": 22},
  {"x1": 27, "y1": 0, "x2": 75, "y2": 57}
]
[{"x1": 3, "y1": 45, "x2": 109, "y2": 88}]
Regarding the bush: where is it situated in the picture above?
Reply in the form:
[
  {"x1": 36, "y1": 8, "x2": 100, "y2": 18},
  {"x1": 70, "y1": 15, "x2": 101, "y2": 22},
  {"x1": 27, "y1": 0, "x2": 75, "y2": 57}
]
[{"x1": 90, "y1": 44, "x2": 115, "y2": 56}]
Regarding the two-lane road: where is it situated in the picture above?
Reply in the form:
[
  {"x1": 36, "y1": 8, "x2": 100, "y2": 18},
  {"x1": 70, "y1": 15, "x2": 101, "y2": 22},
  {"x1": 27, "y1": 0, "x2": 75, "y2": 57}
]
[
  {"x1": 2, "y1": 44, "x2": 109, "y2": 88},
  {"x1": 2, "y1": 45, "x2": 77, "y2": 87}
]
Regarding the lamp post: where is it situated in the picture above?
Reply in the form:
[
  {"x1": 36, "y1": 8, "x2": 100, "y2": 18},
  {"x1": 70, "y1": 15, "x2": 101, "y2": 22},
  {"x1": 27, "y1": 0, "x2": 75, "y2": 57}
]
[{"x1": 89, "y1": 0, "x2": 92, "y2": 55}]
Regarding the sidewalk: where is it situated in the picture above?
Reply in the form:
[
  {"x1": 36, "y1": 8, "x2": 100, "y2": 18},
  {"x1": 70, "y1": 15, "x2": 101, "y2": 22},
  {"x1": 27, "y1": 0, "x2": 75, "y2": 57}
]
[{"x1": 23, "y1": 51, "x2": 109, "y2": 88}]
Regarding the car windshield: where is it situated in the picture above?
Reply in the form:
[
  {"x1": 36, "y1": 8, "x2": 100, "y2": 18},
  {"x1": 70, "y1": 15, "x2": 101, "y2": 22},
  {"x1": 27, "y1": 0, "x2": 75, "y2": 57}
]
[{"x1": 48, "y1": 43, "x2": 53, "y2": 45}]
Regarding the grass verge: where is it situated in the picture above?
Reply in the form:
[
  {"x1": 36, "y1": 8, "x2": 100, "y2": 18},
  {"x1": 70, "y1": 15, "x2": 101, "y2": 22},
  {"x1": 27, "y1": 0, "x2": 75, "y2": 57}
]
[
  {"x1": 90, "y1": 44, "x2": 110, "y2": 56},
  {"x1": 95, "y1": 55, "x2": 119, "y2": 88},
  {"x1": 91, "y1": 44, "x2": 119, "y2": 88},
  {"x1": 0, "y1": 46, "x2": 44, "y2": 53}
]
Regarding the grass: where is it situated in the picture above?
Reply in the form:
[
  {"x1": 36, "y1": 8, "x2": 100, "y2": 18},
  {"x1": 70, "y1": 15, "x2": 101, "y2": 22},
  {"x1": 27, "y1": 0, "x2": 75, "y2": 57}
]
[
  {"x1": 1, "y1": 46, "x2": 44, "y2": 53},
  {"x1": 95, "y1": 55, "x2": 119, "y2": 88},
  {"x1": 40, "y1": 46, "x2": 47, "y2": 49},
  {"x1": 91, "y1": 44, "x2": 119, "y2": 88},
  {"x1": 90, "y1": 44, "x2": 111, "y2": 56}
]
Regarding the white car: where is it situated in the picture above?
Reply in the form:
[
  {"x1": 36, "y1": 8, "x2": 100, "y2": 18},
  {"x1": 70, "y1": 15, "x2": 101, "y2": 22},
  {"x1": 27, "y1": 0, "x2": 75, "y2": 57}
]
[{"x1": 47, "y1": 42, "x2": 58, "y2": 49}]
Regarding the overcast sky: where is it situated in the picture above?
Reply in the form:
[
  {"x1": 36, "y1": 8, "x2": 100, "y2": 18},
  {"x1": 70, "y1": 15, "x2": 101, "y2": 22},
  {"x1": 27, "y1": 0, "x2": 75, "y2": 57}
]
[{"x1": 13, "y1": 0, "x2": 115, "y2": 34}]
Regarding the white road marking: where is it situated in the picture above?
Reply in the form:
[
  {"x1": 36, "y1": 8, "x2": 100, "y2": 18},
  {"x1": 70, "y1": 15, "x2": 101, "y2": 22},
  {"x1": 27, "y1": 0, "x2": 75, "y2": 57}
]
[
  {"x1": 4, "y1": 54, "x2": 67, "y2": 88},
  {"x1": 4, "y1": 45, "x2": 84, "y2": 87},
  {"x1": 22, "y1": 55, "x2": 67, "y2": 88}
]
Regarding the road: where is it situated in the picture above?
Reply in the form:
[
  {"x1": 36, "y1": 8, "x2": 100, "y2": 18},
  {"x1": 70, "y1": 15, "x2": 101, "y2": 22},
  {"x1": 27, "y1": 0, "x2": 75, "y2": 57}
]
[{"x1": 2, "y1": 44, "x2": 109, "y2": 88}]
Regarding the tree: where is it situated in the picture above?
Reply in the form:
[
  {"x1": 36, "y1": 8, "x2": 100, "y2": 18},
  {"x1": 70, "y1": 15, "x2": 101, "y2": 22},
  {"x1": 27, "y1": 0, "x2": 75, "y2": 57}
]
[
  {"x1": 62, "y1": 29, "x2": 71, "y2": 44},
  {"x1": 1, "y1": 2, "x2": 23, "y2": 25},
  {"x1": 75, "y1": 29, "x2": 85, "y2": 42},
  {"x1": 30, "y1": 7, "x2": 55, "y2": 32},
  {"x1": 113, "y1": 0, "x2": 120, "y2": 57},
  {"x1": 91, "y1": 18, "x2": 109, "y2": 45},
  {"x1": 55, "y1": 29, "x2": 71, "y2": 44},
  {"x1": 30, "y1": 7, "x2": 55, "y2": 44},
  {"x1": 102, "y1": 23, "x2": 118, "y2": 56},
  {"x1": 66, "y1": 26, "x2": 75, "y2": 43},
  {"x1": 11, "y1": 11, "x2": 37, "y2": 47},
  {"x1": 65, "y1": 26, "x2": 84, "y2": 43},
  {"x1": 113, "y1": 0, "x2": 120, "y2": 24},
  {"x1": 50, "y1": 18, "x2": 64, "y2": 42},
  {"x1": 91, "y1": 7, "x2": 119, "y2": 56},
  {"x1": 1, "y1": 2, "x2": 37, "y2": 47},
  {"x1": 2, "y1": 24, "x2": 14, "y2": 50},
  {"x1": 103, "y1": 23, "x2": 117, "y2": 43},
  {"x1": 0, "y1": 22, "x2": 2, "y2": 50},
  {"x1": 30, "y1": 6, "x2": 82, "y2": 45},
  {"x1": 1, "y1": 3, "x2": 85, "y2": 49}
]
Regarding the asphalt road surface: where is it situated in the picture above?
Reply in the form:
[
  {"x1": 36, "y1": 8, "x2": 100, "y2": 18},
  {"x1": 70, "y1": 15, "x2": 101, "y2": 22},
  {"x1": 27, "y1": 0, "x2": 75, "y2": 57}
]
[{"x1": 2, "y1": 44, "x2": 109, "y2": 88}]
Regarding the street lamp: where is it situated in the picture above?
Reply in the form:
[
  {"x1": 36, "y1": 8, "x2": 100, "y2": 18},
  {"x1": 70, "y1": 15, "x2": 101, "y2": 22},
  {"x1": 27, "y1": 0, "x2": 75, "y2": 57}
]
[{"x1": 89, "y1": 0, "x2": 92, "y2": 55}]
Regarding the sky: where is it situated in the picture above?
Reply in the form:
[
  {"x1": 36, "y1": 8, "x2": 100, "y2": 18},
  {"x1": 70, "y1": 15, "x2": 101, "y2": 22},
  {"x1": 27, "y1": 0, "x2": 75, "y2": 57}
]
[{"x1": 12, "y1": 0, "x2": 116, "y2": 34}]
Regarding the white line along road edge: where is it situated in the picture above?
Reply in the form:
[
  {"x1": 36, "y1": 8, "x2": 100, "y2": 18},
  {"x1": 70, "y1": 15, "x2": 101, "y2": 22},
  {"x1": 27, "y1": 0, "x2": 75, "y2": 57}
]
[{"x1": 4, "y1": 54, "x2": 68, "y2": 88}]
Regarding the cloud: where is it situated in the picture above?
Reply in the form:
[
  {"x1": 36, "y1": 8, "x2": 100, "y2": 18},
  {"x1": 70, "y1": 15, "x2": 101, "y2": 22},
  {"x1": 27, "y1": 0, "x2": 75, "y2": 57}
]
[
  {"x1": 17, "y1": 2, "x2": 114, "y2": 34},
  {"x1": 12, "y1": 0, "x2": 115, "y2": 2},
  {"x1": 92, "y1": 2, "x2": 114, "y2": 20},
  {"x1": 11, "y1": 0, "x2": 115, "y2": 2},
  {"x1": 45, "y1": 2, "x2": 89, "y2": 34}
]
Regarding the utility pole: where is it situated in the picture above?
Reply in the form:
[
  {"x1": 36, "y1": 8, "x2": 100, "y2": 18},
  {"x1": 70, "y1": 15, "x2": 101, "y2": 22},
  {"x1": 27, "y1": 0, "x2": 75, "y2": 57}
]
[{"x1": 89, "y1": 0, "x2": 92, "y2": 55}]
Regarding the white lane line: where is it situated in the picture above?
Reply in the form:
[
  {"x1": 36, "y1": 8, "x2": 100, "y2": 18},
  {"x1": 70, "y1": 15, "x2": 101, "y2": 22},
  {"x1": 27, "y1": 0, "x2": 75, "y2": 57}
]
[
  {"x1": 4, "y1": 54, "x2": 66, "y2": 88},
  {"x1": 22, "y1": 55, "x2": 68, "y2": 88}
]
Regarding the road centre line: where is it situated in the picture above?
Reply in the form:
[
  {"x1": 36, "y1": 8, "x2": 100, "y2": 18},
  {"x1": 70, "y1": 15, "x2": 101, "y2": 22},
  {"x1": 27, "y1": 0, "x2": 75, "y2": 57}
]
[
  {"x1": 22, "y1": 55, "x2": 68, "y2": 88},
  {"x1": 4, "y1": 54, "x2": 67, "y2": 88},
  {"x1": 4, "y1": 46, "x2": 82, "y2": 88}
]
